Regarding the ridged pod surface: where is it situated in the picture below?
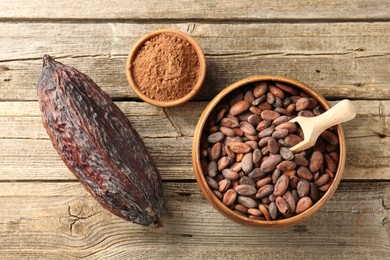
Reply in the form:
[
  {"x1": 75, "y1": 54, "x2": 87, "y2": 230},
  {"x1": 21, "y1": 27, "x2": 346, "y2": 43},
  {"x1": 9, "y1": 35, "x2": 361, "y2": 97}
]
[{"x1": 37, "y1": 55, "x2": 164, "y2": 226}]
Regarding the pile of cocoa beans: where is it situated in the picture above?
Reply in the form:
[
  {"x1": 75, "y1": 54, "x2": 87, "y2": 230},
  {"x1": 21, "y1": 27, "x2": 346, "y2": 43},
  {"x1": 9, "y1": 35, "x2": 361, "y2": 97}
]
[{"x1": 200, "y1": 81, "x2": 339, "y2": 221}]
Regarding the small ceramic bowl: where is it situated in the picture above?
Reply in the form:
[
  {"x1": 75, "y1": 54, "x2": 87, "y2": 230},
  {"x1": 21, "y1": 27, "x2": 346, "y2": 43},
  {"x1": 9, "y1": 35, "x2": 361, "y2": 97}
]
[
  {"x1": 192, "y1": 75, "x2": 346, "y2": 228},
  {"x1": 126, "y1": 29, "x2": 206, "y2": 107}
]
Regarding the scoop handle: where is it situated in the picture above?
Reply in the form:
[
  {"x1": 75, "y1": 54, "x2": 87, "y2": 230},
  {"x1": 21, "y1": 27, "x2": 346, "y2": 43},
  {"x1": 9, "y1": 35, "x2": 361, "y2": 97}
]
[{"x1": 312, "y1": 99, "x2": 356, "y2": 132}]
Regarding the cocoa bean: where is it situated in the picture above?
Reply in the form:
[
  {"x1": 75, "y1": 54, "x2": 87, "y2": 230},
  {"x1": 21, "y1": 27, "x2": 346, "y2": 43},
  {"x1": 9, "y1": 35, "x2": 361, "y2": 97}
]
[
  {"x1": 239, "y1": 176, "x2": 255, "y2": 186},
  {"x1": 240, "y1": 121, "x2": 257, "y2": 136},
  {"x1": 309, "y1": 150, "x2": 323, "y2": 173},
  {"x1": 223, "y1": 189, "x2": 237, "y2": 206},
  {"x1": 294, "y1": 154, "x2": 309, "y2": 166},
  {"x1": 289, "y1": 175, "x2": 299, "y2": 189},
  {"x1": 259, "y1": 136, "x2": 273, "y2": 147},
  {"x1": 252, "y1": 95, "x2": 265, "y2": 106},
  {"x1": 258, "y1": 204, "x2": 272, "y2": 221},
  {"x1": 258, "y1": 102, "x2": 273, "y2": 111},
  {"x1": 253, "y1": 82, "x2": 268, "y2": 98},
  {"x1": 245, "y1": 140, "x2": 259, "y2": 151},
  {"x1": 283, "y1": 191, "x2": 296, "y2": 213},
  {"x1": 272, "y1": 115, "x2": 290, "y2": 126},
  {"x1": 261, "y1": 154, "x2": 282, "y2": 173},
  {"x1": 207, "y1": 132, "x2": 225, "y2": 143},
  {"x1": 216, "y1": 108, "x2": 227, "y2": 122},
  {"x1": 276, "y1": 196, "x2": 290, "y2": 215},
  {"x1": 275, "y1": 82, "x2": 299, "y2": 95},
  {"x1": 230, "y1": 142, "x2": 252, "y2": 153},
  {"x1": 206, "y1": 177, "x2": 218, "y2": 190},
  {"x1": 324, "y1": 154, "x2": 337, "y2": 173},
  {"x1": 213, "y1": 190, "x2": 223, "y2": 200},
  {"x1": 319, "y1": 181, "x2": 332, "y2": 192},
  {"x1": 275, "y1": 122, "x2": 297, "y2": 133},
  {"x1": 261, "y1": 110, "x2": 280, "y2": 121},
  {"x1": 241, "y1": 153, "x2": 254, "y2": 173},
  {"x1": 269, "y1": 85, "x2": 285, "y2": 99},
  {"x1": 269, "y1": 202, "x2": 278, "y2": 219},
  {"x1": 258, "y1": 126, "x2": 275, "y2": 138},
  {"x1": 210, "y1": 142, "x2": 222, "y2": 161},
  {"x1": 244, "y1": 90, "x2": 255, "y2": 103},
  {"x1": 248, "y1": 168, "x2": 267, "y2": 180},
  {"x1": 256, "y1": 176, "x2": 272, "y2": 188},
  {"x1": 297, "y1": 180, "x2": 310, "y2": 197},
  {"x1": 309, "y1": 182, "x2": 320, "y2": 202},
  {"x1": 285, "y1": 134, "x2": 303, "y2": 147},
  {"x1": 280, "y1": 147, "x2": 294, "y2": 161},
  {"x1": 272, "y1": 169, "x2": 281, "y2": 184},
  {"x1": 266, "y1": 92, "x2": 275, "y2": 104},
  {"x1": 297, "y1": 166, "x2": 313, "y2": 181},
  {"x1": 217, "y1": 157, "x2": 230, "y2": 171},
  {"x1": 296, "y1": 197, "x2": 313, "y2": 214},
  {"x1": 272, "y1": 129, "x2": 289, "y2": 139},
  {"x1": 230, "y1": 100, "x2": 251, "y2": 116},
  {"x1": 220, "y1": 126, "x2": 236, "y2": 137},
  {"x1": 273, "y1": 174, "x2": 289, "y2": 196},
  {"x1": 268, "y1": 137, "x2": 280, "y2": 155},
  {"x1": 252, "y1": 149, "x2": 263, "y2": 165},
  {"x1": 221, "y1": 117, "x2": 240, "y2": 128},
  {"x1": 277, "y1": 160, "x2": 296, "y2": 171},
  {"x1": 256, "y1": 120, "x2": 271, "y2": 131},
  {"x1": 237, "y1": 196, "x2": 258, "y2": 208},
  {"x1": 247, "y1": 208, "x2": 263, "y2": 217},
  {"x1": 235, "y1": 184, "x2": 257, "y2": 196},
  {"x1": 208, "y1": 161, "x2": 218, "y2": 177},
  {"x1": 249, "y1": 106, "x2": 262, "y2": 115},
  {"x1": 295, "y1": 97, "x2": 310, "y2": 111},
  {"x1": 320, "y1": 130, "x2": 339, "y2": 145},
  {"x1": 314, "y1": 173, "x2": 330, "y2": 187},
  {"x1": 256, "y1": 184, "x2": 274, "y2": 198},
  {"x1": 218, "y1": 179, "x2": 231, "y2": 193},
  {"x1": 222, "y1": 169, "x2": 239, "y2": 181},
  {"x1": 234, "y1": 204, "x2": 248, "y2": 213},
  {"x1": 248, "y1": 114, "x2": 261, "y2": 126}
]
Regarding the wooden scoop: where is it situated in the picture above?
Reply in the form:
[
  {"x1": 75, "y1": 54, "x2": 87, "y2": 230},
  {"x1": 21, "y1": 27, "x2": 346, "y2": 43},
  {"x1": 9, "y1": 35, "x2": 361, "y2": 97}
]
[{"x1": 289, "y1": 99, "x2": 356, "y2": 153}]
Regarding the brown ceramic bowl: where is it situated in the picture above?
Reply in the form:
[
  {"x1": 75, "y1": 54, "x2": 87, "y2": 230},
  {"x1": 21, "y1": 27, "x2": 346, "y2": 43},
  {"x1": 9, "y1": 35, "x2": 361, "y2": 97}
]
[
  {"x1": 126, "y1": 29, "x2": 206, "y2": 107},
  {"x1": 192, "y1": 75, "x2": 346, "y2": 228}
]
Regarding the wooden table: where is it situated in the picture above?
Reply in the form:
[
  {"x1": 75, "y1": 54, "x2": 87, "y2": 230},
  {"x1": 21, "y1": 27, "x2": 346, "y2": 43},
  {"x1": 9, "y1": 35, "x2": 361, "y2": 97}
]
[{"x1": 0, "y1": 1, "x2": 389, "y2": 259}]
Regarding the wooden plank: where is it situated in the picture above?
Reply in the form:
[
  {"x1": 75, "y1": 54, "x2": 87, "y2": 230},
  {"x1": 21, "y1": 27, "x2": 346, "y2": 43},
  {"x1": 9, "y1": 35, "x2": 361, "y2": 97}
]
[
  {"x1": 0, "y1": 101, "x2": 390, "y2": 180},
  {"x1": 1, "y1": 22, "x2": 390, "y2": 100},
  {"x1": 0, "y1": 0, "x2": 388, "y2": 20},
  {"x1": 0, "y1": 182, "x2": 388, "y2": 259}
]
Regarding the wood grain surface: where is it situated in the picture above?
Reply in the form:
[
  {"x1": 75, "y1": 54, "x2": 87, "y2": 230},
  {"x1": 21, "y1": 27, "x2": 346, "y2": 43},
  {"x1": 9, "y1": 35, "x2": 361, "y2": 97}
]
[
  {"x1": 1, "y1": 22, "x2": 389, "y2": 101},
  {"x1": 1, "y1": 0, "x2": 389, "y2": 259}
]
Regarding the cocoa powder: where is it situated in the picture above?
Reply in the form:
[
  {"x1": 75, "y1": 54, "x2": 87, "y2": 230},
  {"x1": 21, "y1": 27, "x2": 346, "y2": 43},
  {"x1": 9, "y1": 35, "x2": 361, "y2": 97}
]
[{"x1": 132, "y1": 33, "x2": 200, "y2": 101}]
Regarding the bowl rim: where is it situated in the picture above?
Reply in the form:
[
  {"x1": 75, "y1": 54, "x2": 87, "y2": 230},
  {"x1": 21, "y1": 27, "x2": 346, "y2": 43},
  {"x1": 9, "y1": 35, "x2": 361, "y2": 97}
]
[
  {"x1": 126, "y1": 29, "x2": 206, "y2": 108},
  {"x1": 192, "y1": 75, "x2": 346, "y2": 228}
]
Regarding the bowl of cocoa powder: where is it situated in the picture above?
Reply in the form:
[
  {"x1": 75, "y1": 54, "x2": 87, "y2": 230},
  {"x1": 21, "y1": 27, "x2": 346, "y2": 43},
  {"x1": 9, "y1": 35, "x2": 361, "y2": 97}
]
[
  {"x1": 126, "y1": 29, "x2": 206, "y2": 107},
  {"x1": 192, "y1": 75, "x2": 346, "y2": 228}
]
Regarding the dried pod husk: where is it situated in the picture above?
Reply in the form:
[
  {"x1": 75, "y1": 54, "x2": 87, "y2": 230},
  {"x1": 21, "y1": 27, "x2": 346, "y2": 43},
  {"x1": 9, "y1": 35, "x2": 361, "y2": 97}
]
[{"x1": 37, "y1": 55, "x2": 164, "y2": 226}]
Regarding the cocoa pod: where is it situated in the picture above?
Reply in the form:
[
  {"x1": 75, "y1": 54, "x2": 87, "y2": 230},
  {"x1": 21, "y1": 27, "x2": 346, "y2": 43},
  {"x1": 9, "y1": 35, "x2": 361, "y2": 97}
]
[{"x1": 38, "y1": 55, "x2": 163, "y2": 226}]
